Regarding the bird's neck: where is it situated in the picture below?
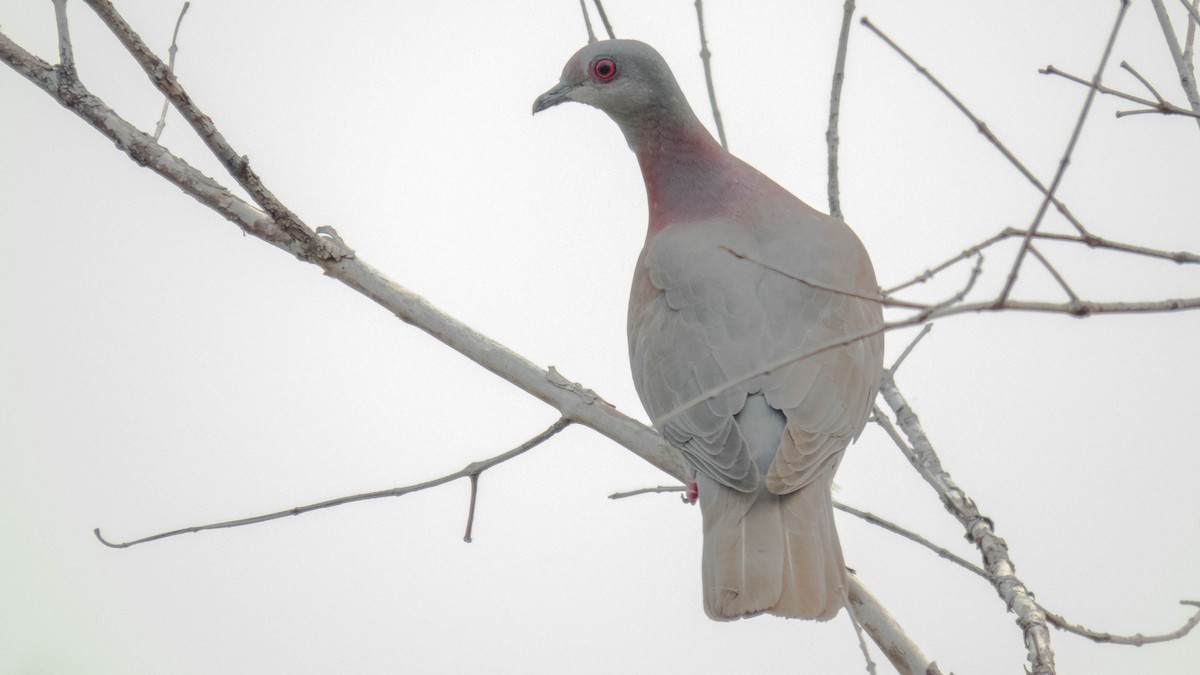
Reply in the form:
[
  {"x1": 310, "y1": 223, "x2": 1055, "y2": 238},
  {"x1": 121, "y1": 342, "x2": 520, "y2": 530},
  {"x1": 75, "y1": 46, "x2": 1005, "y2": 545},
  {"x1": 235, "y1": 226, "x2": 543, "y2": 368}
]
[{"x1": 622, "y1": 112, "x2": 740, "y2": 235}]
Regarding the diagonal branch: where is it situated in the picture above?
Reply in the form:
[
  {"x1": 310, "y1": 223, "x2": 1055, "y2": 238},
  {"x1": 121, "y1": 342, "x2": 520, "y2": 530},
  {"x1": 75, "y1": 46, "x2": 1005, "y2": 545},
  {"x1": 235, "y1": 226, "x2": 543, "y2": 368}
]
[
  {"x1": 997, "y1": 0, "x2": 1129, "y2": 305},
  {"x1": 1043, "y1": 601, "x2": 1200, "y2": 646},
  {"x1": 826, "y1": 0, "x2": 856, "y2": 219},
  {"x1": 835, "y1": 488, "x2": 1200, "y2": 649},
  {"x1": 1151, "y1": 0, "x2": 1200, "y2": 129},
  {"x1": 578, "y1": 0, "x2": 597, "y2": 43},
  {"x1": 860, "y1": 17, "x2": 1091, "y2": 237},
  {"x1": 591, "y1": 0, "x2": 615, "y2": 40},
  {"x1": 1185, "y1": 0, "x2": 1200, "y2": 71},
  {"x1": 1028, "y1": 245, "x2": 1079, "y2": 303},
  {"x1": 0, "y1": 28, "x2": 687, "y2": 485},
  {"x1": 886, "y1": 226, "x2": 1200, "y2": 295},
  {"x1": 81, "y1": 0, "x2": 316, "y2": 248},
  {"x1": 875, "y1": 377, "x2": 1056, "y2": 675}
]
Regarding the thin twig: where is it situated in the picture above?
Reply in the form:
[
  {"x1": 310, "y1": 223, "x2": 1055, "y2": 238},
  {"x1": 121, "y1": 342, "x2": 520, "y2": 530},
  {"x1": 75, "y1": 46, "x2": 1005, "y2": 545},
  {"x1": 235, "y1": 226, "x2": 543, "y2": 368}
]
[
  {"x1": 578, "y1": 0, "x2": 597, "y2": 44},
  {"x1": 722, "y1": 245, "x2": 915, "y2": 307},
  {"x1": 861, "y1": 17, "x2": 1091, "y2": 237},
  {"x1": 1041, "y1": 65, "x2": 1200, "y2": 119},
  {"x1": 1122, "y1": 60, "x2": 1167, "y2": 104},
  {"x1": 82, "y1": 0, "x2": 321, "y2": 259},
  {"x1": 153, "y1": 1, "x2": 190, "y2": 141},
  {"x1": 659, "y1": 254, "x2": 1200, "y2": 427},
  {"x1": 1028, "y1": 245, "x2": 1079, "y2": 303},
  {"x1": 694, "y1": 0, "x2": 728, "y2": 151},
  {"x1": 94, "y1": 419, "x2": 571, "y2": 549},
  {"x1": 1151, "y1": 0, "x2": 1200, "y2": 129},
  {"x1": 885, "y1": 230, "x2": 1011, "y2": 295},
  {"x1": 887, "y1": 226, "x2": 1200, "y2": 295},
  {"x1": 887, "y1": 323, "x2": 932, "y2": 375},
  {"x1": 826, "y1": 0, "x2": 855, "y2": 219},
  {"x1": 997, "y1": 0, "x2": 1129, "y2": 305},
  {"x1": 836, "y1": 502, "x2": 987, "y2": 580},
  {"x1": 591, "y1": 0, "x2": 615, "y2": 40},
  {"x1": 1043, "y1": 600, "x2": 1200, "y2": 646}
]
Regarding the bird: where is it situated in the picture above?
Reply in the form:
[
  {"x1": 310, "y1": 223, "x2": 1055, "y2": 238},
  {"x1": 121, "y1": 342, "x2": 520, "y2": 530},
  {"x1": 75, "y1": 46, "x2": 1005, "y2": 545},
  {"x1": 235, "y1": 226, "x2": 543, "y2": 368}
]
[{"x1": 533, "y1": 39, "x2": 883, "y2": 621}]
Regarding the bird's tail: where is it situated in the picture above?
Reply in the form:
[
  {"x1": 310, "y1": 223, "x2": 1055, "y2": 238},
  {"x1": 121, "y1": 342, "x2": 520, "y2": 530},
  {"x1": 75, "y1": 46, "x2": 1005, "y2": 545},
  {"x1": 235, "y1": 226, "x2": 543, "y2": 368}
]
[{"x1": 697, "y1": 472, "x2": 845, "y2": 621}]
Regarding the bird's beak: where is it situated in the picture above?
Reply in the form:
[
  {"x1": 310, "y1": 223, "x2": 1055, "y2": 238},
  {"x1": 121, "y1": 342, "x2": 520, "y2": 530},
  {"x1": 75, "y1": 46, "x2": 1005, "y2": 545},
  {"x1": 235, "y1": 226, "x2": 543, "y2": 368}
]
[{"x1": 532, "y1": 82, "x2": 576, "y2": 115}]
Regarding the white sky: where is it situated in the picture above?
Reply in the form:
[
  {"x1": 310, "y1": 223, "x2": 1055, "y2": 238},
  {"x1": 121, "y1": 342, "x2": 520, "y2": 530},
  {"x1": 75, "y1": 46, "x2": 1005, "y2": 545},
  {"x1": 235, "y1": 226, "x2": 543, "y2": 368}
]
[{"x1": 2, "y1": 1, "x2": 1198, "y2": 673}]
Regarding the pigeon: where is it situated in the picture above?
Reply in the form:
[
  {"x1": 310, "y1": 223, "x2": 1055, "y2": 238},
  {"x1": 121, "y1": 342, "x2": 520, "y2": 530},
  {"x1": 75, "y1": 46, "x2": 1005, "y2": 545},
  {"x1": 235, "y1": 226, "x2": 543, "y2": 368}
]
[{"x1": 534, "y1": 39, "x2": 883, "y2": 621}]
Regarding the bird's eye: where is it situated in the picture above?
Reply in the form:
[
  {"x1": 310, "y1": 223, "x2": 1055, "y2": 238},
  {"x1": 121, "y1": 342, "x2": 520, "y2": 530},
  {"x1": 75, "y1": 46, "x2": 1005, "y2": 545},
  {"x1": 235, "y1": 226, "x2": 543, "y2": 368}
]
[{"x1": 591, "y1": 57, "x2": 617, "y2": 82}]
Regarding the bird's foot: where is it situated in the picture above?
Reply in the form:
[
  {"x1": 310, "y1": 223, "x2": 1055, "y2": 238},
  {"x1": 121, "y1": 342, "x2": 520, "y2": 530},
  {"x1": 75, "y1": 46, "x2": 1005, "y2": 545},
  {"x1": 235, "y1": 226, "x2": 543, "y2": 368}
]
[{"x1": 681, "y1": 481, "x2": 698, "y2": 505}]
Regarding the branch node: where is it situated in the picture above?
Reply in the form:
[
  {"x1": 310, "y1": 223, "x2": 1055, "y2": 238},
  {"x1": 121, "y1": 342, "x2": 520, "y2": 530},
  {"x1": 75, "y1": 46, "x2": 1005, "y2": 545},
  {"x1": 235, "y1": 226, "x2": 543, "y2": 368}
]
[{"x1": 547, "y1": 366, "x2": 602, "y2": 405}]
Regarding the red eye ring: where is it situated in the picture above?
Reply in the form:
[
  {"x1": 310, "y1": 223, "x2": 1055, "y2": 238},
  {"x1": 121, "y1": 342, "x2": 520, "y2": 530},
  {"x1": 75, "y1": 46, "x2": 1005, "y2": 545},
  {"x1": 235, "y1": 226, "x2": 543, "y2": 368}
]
[{"x1": 591, "y1": 57, "x2": 617, "y2": 82}]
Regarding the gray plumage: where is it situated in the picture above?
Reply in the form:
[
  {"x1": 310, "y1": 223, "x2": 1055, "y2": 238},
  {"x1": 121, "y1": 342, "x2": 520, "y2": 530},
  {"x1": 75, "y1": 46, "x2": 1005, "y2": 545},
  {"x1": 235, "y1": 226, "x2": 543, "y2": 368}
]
[{"x1": 535, "y1": 39, "x2": 883, "y2": 621}]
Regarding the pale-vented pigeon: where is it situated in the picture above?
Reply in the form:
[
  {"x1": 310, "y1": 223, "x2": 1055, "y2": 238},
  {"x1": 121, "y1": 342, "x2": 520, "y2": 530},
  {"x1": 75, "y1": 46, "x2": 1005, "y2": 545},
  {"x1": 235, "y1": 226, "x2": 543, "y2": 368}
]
[{"x1": 534, "y1": 40, "x2": 883, "y2": 621}]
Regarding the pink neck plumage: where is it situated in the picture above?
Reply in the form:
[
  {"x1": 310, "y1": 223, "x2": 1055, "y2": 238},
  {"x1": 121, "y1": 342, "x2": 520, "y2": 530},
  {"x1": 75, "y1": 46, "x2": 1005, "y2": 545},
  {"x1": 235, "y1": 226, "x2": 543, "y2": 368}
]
[{"x1": 624, "y1": 114, "x2": 741, "y2": 235}]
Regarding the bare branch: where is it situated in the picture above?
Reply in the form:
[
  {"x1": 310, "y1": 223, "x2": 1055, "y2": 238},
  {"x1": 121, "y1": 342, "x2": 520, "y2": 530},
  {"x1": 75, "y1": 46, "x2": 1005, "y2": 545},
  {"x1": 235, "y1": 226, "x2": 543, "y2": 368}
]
[
  {"x1": 1184, "y1": 0, "x2": 1199, "y2": 72},
  {"x1": 1040, "y1": 64, "x2": 1200, "y2": 119},
  {"x1": 693, "y1": 0, "x2": 728, "y2": 151},
  {"x1": 836, "y1": 501, "x2": 986, "y2": 580},
  {"x1": 51, "y1": 0, "x2": 75, "y2": 77},
  {"x1": 888, "y1": 227, "x2": 1200, "y2": 295},
  {"x1": 826, "y1": 0, "x2": 855, "y2": 219},
  {"x1": 81, "y1": 0, "x2": 315, "y2": 247},
  {"x1": 998, "y1": 0, "x2": 1129, "y2": 305},
  {"x1": 660, "y1": 245, "x2": 1200, "y2": 428},
  {"x1": 721, "y1": 245, "x2": 911, "y2": 306},
  {"x1": 1027, "y1": 245, "x2": 1079, "y2": 303},
  {"x1": 844, "y1": 591, "x2": 879, "y2": 675},
  {"x1": 591, "y1": 0, "x2": 615, "y2": 40},
  {"x1": 877, "y1": 375, "x2": 1055, "y2": 674},
  {"x1": 860, "y1": 17, "x2": 1091, "y2": 237},
  {"x1": 95, "y1": 419, "x2": 571, "y2": 549},
  {"x1": 838, "y1": 493, "x2": 1200, "y2": 649},
  {"x1": 1044, "y1": 600, "x2": 1200, "y2": 646},
  {"x1": 887, "y1": 323, "x2": 933, "y2": 375},
  {"x1": 1122, "y1": 60, "x2": 1168, "y2": 105},
  {"x1": 153, "y1": 1, "x2": 190, "y2": 141},
  {"x1": 578, "y1": 0, "x2": 597, "y2": 44},
  {"x1": 1151, "y1": 0, "x2": 1200, "y2": 128},
  {"x1": 0, "y1": 33, "x2": 293, "y2": 247},
  {"x1": 4, "y1": 11, "x2": 695, "y2": 488},
  {"x1": 885, "y1": 230, "x2": 1011, "y2": 295},
  {"x1": 846, "y1": 578, "x2": 942, "y2": 675}
]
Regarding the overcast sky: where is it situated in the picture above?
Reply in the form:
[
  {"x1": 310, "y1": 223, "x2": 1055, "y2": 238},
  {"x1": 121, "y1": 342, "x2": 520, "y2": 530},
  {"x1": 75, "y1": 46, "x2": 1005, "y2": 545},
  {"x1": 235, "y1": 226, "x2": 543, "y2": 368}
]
[{"x1": 2, "y1": 1, "x2": 1199, "y2": 673}]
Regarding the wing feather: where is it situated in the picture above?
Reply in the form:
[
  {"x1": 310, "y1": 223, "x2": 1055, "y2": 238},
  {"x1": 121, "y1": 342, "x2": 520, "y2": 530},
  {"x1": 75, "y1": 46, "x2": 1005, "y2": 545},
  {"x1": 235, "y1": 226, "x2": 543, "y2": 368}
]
[{"x1": 629, "y1": 210, "x2": 883, "y2": 495}]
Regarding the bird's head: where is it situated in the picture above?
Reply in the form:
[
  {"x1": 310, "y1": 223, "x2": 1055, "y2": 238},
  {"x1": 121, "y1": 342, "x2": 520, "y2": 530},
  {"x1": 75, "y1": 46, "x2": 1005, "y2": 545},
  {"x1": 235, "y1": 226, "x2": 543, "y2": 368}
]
[{"x1": 532, "y1": 39, "x2": 692, "y2": 123}]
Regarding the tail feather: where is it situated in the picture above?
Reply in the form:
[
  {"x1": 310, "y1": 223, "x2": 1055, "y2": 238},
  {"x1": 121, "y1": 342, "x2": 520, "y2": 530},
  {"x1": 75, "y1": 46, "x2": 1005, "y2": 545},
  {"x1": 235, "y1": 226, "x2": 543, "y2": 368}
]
[
  {"x1": 773, "y1": 472, "x2": 844, "y2": 619},
  {"x1": 698, "y1": 471, "x2": 844, "y2": 621}
]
